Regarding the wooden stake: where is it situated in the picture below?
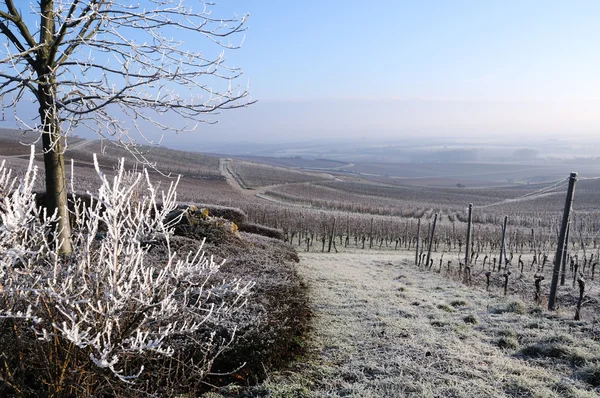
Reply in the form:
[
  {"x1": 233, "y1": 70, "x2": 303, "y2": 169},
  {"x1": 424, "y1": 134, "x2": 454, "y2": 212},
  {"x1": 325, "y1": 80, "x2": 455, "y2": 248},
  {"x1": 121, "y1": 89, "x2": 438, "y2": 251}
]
[
  {"x1": 327, "y1": 216, "x2": 336, "y2": 253},
  {"x1": 465, "y1": 204, "x2": 473, "y2": 268},
  {"x1": 560, "y1": 223, "x2": 570, "y2": 286},
  {"x1": 425, "y1": 214, "x2": 438, "y2": 271},
  {"x1": 548, "y1": 172, "x2": 578, "y2": 311},
  {"x1": 499, "y1": 216, "x2": 508, "y2": 271},
  {"x1": 415, "y1": 218, "x2": 421, "y2": 266}
]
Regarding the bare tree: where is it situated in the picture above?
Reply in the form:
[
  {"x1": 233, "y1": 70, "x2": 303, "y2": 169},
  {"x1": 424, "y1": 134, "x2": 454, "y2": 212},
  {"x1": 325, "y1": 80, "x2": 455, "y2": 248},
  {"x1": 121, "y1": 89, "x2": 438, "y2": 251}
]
[{"x1": 0, "y1": 0, "x2": 252, "y2": 254}]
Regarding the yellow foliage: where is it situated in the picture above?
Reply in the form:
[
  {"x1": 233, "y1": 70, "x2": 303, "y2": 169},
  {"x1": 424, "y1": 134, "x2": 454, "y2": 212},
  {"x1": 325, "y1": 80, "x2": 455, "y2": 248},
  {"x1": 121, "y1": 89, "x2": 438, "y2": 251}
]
[{"x1": 200, "y1": 208, "x2": 209, "y2": 219}]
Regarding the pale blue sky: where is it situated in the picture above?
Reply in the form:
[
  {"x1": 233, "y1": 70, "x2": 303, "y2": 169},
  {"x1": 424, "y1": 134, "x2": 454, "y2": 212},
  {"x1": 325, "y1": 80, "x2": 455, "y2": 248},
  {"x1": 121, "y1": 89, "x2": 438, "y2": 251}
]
[
  {"x1": 187, "y1": 0, "x2": 600, "y2": 144},
  {"x1": 223, "y1": 0, "x2": 600, "y2": 101},
  {"x1": 4, "y1": 1, "x2": 600, "y2": 145}
]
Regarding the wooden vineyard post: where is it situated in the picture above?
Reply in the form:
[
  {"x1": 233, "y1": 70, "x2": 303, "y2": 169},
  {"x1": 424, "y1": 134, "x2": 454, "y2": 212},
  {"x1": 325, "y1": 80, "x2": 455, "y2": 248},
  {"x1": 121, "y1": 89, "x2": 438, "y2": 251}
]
[
  {"x1": 415, "y1": 218, "x2": 421, "y2": 265},
  {"x1": 425, "y1": 213, "x2": 438, "y2": 271},
  {"x1": 499, "y1": 216, "x2": 508, "y2": 271},
  {"x1": 422, "y1": 221, "x2": 431, "y2": 264},
  {"x1": 548, "y1": 172, "x2": 578, "y2": 311},
  {"x1": 369, "y1": 217, "x2": 374, "y2": 249},
  {"x1": 534, "y1": 275, "x2": 544, "y2": 304},
  {"x1": 575, "y1": 275, "x2": 585, "y2": 320},
  {"x1": 560, "y1": 223, "x2": 570, "y2": 286},
  {"x1": 345, "y1": 213, "x2": 350, "y2": 248},
  {"x1": 452, "y1": 222, "x2": 456, "y2": 246},
  {"x1": 298, "y1": 215, "x2": 303, "y2": 246},
  {"x1": 465, "y1": 204, "x2": 473, "y2": 268},
  {"x1": 328, "y1": 216, "x2": 336, "y2": 253}
]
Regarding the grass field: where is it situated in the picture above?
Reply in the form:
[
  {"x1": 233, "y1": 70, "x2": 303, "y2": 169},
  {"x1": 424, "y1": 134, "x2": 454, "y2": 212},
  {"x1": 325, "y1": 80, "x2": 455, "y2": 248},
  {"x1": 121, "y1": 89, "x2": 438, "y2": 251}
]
[{"x1": 228, "y1": 249, "x2": 600, "y2": 397}]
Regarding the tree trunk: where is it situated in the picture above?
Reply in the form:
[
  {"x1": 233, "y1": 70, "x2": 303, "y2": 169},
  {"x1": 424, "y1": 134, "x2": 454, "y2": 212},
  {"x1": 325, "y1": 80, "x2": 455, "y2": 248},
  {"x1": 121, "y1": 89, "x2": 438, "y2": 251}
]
[
  {"x1": 36, "y1": 0, "x2": 72, "y2": 255},
  {"x1": 40, "y1": 100, "x2": 73, "y2": 255}
]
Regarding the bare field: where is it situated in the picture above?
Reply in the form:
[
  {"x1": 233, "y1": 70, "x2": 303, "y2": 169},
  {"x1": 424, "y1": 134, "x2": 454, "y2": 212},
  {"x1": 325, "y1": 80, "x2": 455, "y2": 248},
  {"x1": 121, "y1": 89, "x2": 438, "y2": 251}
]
[
  {"x1": 68, "y1": 140, "x2": 223, "y2": 180},
  {"x1": 243, "y1": 249, "x2": 600, "y2": 397},
  {"x1": 0, "y1": 140, "x2": 31, "y2": 157},
  {"x1": 0, "y1": 134, "x2": 245, "y2": 205}
]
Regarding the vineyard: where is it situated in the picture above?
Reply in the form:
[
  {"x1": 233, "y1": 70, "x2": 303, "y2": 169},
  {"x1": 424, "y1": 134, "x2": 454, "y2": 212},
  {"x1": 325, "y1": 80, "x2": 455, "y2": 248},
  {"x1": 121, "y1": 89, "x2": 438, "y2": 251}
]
[
  {"x1": 3, "y1": 0, "x2": 600, "y2": 395},
  {"x1": 3, "y1": 132, "x2": 600, "y2": 395},
  {"x1": 3, "y1": 133, "x2": 600, "y2": 316},
  {"x1": 216, "y1": 152, "x2": 600, "y2": 326}
]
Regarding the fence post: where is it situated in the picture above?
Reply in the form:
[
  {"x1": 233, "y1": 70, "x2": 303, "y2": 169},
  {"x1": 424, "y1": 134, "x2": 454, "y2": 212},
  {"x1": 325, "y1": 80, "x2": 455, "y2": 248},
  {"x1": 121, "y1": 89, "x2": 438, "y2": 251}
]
[
  {"x1": 425, "y1": 214, "x2": 438, "y2": 270},
  {"x1": 560, "y1": 223, "x2": 570, "y2": 286},
  {"x1": 369, "y1": 217, "x2": 374, "y2": 249},
  {"x1": 499, "y1": 216, "x2": 508, "y2": 271},
  {"x1": 465, "y1": 204, "x2": 473, "y2": 268},
  {"x1": 327, "y1": 216, "x2": 336, "y2": 253},
  {"x1": 415, "y1": 218, "x2": 421, "y2": 265},
  {"x1": 548, "y1": 172, "x2": 578, "y2": 311}
]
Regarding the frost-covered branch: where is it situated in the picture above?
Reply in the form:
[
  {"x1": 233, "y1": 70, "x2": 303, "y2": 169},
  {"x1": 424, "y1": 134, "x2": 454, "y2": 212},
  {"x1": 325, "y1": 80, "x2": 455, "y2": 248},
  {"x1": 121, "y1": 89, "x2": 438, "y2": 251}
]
[
  {"x1": 0, "y1": 1, "x2": 253, "y2": 255},
  {"x1": 1, "y1": 0, "x2": 254, "y2": 155},
  {"x1": 0, "y1": 148, "x2": 253, "y2": 389}
]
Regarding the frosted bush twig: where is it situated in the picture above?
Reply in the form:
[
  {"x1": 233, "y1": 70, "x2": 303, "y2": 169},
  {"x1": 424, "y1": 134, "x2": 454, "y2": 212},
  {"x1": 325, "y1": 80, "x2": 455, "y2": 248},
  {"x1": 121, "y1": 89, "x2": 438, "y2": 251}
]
[{"x1": 0, "y1": 146, "x2": 253, "y2": 388}]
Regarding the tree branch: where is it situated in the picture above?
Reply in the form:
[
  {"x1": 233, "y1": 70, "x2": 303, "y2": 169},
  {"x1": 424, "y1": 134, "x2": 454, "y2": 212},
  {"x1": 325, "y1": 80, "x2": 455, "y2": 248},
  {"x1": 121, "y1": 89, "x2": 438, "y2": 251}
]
[
  {"x1": 55, "y1": 1, "x2": 105, "y2": 65},
  {"x1": 2, "y1": 1, "x2": 38, "y2": 51},
  {"x1": 0, "y1": 20, "x2": 36, "y2": 68},
  {"x1": 0, "y1": 71, "x2": 39, "y2": 100}
]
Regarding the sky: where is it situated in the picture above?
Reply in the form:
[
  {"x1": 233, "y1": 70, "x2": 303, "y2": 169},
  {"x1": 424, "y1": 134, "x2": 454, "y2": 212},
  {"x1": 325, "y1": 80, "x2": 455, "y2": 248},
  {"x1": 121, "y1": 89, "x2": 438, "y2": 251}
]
[
  {"x1": 3, "y1": 1, "x2": 600, "y2": 146},
  {"x1": 188, "y1": 0, "x2": 600, "y2": 145},
  {"x1": 228, "y1": 0, "x2": 600, "y2": 102}
]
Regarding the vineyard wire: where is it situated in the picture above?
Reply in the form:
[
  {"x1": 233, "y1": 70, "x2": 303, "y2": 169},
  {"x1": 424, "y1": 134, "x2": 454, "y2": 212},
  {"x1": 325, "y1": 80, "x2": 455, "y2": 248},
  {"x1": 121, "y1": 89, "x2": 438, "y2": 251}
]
[
  {"x1": 476, "y1": 177, "x2": 568, "y2": 209},
  {"x1": 577, "y1": 176, "x2": 600, "y2": 181}
]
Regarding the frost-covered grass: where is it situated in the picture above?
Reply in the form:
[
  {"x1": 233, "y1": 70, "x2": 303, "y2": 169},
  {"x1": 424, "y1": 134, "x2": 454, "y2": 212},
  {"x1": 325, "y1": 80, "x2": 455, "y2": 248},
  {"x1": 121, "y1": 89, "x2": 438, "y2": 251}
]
[{"x1": 215, "y1": 249, "x2": 600, "y2": 397}]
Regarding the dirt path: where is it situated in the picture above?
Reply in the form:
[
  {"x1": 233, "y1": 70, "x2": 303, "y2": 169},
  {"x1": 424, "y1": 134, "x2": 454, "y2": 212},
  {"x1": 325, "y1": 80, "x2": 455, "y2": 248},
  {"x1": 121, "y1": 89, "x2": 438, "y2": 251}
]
[
  {"x1": 258, "y1": 249, "x2": 600, "y2": 397},
  {"x1": 220, "y1": 158, "x2": 251, "y2": 194}
]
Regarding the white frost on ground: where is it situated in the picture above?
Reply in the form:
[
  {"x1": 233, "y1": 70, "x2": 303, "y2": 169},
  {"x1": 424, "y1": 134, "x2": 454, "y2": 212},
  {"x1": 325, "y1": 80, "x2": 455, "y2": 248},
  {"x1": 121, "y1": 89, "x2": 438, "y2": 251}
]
[{"x1": 260, "y1": 249, "x2": 599, "y2": 397}]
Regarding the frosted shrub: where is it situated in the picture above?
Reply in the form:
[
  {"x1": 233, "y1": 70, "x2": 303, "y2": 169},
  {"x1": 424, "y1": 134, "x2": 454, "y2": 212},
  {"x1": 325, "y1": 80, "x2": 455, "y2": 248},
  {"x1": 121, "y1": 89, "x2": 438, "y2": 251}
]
[{"x1": 0, "y1": 148, "x2": 253, "y2": 396}]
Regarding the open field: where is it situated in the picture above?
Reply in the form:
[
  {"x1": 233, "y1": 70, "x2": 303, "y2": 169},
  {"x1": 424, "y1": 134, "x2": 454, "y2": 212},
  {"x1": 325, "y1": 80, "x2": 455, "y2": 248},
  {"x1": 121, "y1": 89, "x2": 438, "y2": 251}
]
[
  {"x1": 3, "y1": 130, "x2": 599, "y2": 221},
  {"x1": 217, "y1": 143, "x2": 600, "y2": 188},
  {"x1": 226, "y1": 159, "x2": 332, "y2": 189}
]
